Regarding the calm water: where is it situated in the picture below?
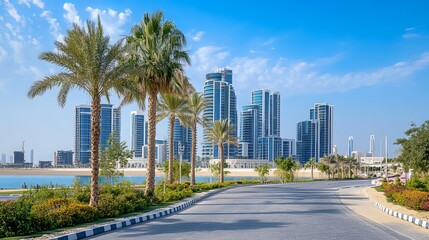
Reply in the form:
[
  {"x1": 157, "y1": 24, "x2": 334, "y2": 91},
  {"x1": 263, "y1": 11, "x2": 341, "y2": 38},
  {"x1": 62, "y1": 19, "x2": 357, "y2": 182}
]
[{"x1": 0, "y1": 175, "x2": 263, "y2": 189}]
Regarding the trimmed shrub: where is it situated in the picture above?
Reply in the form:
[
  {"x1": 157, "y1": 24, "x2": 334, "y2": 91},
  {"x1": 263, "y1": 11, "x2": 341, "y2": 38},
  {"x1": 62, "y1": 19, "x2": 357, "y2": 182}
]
[{"x1": 31, "y1": 198, "x2": 98, "y2": 229}]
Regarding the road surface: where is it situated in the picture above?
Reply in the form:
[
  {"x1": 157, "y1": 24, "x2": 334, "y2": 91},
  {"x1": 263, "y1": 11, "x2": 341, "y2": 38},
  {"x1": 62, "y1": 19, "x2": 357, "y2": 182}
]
[{"x1": 90, "y1": 180, "x2": 428, "y2": 240}]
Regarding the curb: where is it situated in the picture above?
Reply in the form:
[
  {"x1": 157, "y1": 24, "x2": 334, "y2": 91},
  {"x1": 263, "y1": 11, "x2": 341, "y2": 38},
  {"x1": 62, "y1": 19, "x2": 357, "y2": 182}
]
[
  {"x1": 50, "y1": 186, "x2": 232, "y2": 240},
  {"x1": 365, "y1": 190, "x2": 429, "y2": 230}
]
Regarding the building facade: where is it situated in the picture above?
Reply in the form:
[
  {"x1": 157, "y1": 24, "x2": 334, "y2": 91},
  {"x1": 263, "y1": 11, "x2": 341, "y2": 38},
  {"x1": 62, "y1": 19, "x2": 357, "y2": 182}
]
[
  {"x1": 74, "y1": 104, "x2": 121, "y2": 165},
  {"x1": 310, "y1": 103, "x2": 334, "y2": 161},
  {"x1": 281, "y1": 138, "x2": 296, "y2": 158},
  {"x1": 238, "y1": 104, "x2": 259, "y2": 159},
  {"x1": 168, "y1": 118, "x2": 192, "y2": 162},
  {"x1": 130, "y1": 111, "x2": 145, "y2": 157},
  {"x1": 55, "y1": 150, "x2": 74, "y2": 166},
  {"x1": 202, "y1": 68, "x2": 237, "y2": 159},
  {"x1": 296, "y1": 120, "x2": 316, "y2": 164},
  {"x1": 13, "y1": 151, "x2": 25, "y2": 164},
  {"x1": 257, "y1": 136, "x2": 282, "y2": 162},
  {"x1": 347, "y1": 136, "x2": 354, "y2": 157},
  {"x1": 143, "y1": 140, "x2": 167, "y2": 165}
]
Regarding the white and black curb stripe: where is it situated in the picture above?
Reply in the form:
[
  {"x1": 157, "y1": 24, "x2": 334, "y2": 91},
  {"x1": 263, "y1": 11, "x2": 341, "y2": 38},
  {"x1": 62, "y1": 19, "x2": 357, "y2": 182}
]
[
  {"x1": 50, "y1": 187, "x2": 232, "y2": 240},
  {"x1": 369, "y1": 199, "x2": 429, "y2": 230}
]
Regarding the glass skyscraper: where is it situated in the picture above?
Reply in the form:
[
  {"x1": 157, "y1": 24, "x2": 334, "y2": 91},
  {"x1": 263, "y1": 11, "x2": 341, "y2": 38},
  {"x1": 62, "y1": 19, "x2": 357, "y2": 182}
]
[
  {"x1": 347, "y1": 136, "x2": 354, "y2": 157},
  {"x1": 310, "y1": 103, "x2": 334, "y2": 161},
  {"x1": 74, "y1": 104, "x2": 121, "y2": 165},
  {"x1": 239, "y1": 104, "x2": 259, "y2": 159},
  {"x1": 130, "y1": 111, "x2": 145, "y2": 157},
  {"x1": 281, "y1": 138, "x2": 296, "y2": 158},
  {"x1": 296, "y1": 120, "x2": 316, "y2": 164},
  {"x1": 249, "y1": 89, "x2": 281, "y2": 160},
  {"x1": 202, "y1": 68, "x2": 237, "y2": 159},
  {"x1": 168, "y1": 118, "x2": 192, "y2": 162}
]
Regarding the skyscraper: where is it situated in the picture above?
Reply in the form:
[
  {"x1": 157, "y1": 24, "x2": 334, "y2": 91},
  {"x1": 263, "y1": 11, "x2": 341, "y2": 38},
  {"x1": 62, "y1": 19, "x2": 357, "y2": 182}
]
[
  {"x1": 239, "y1": 104, "x2": 259, "y2": 159},
  {"x1": 347, "y1": 136, "x2": 354, "y2": 157},
  {"x1": 74, "y1": 104, "x2": 121, "y2": 165},
  {"x1": 270, "y1": 92, "x2": 281, "y2": 137},
  {"x1": 130, "y1": 111, "x2": 145, "y2": 157},
  {"x1": 202, "y1": 68, "x2": 237, "y2": 159},
  {"x1": 14, "y1": 151, "x2": 25, "y2": 164},
  {"x1": 169, "y1": 118, "x2": 192, "y2": 162},
  {"x1": 296, "y1": 120, "x2": 316, "y2": 164},
  {"x1": 251, "y1": 89, "x2": 281, "y2": 160},
  {"x1": 1, "y1": 154, "x2": 6, "y2": 164},
  {"x1": 369, "y1": 134, "x2": 375, "y2": 155},
  {"x1": 30, "y1": 149, "x2": 34, "y2": 163},
  {"x1": 310, "y1": 103, "x2": 334, "y2": 161}
]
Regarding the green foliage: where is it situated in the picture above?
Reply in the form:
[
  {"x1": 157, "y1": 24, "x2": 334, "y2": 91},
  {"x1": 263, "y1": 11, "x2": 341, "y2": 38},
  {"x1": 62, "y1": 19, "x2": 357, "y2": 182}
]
[
  {"x1": 155, "y1": 183, "x2": 194, "y2": 202},
  {"x1": 274, "y1": 157, "x2": 300, "y2": 182},
  {"x1": 97, "y1": 182, "x2": 148, "y2": 218},
  {"x1": 162, "y1": 160, "x2": 191, "y2": 183},
  {"x1": 210, "y1": 162, "x2": 230, "y2": 179},
  {"x1": 254, "y1": 164, "x2": 271, "y2": 183},
  {"x1": 406, "y1": 175, "x2": 428, "y2": 191},
  {"x1": 0, "y1": 198, "x2": 36, "y2": 238},
  {"x1": 31, "y1": 198, "x2": 99, "y2": 229},
  {"x1": 100, "y1": 133, "x2": 133, "y2": 182},
  {"x1": 396, "y1": 121, "x2": 429, "y2": 175}
]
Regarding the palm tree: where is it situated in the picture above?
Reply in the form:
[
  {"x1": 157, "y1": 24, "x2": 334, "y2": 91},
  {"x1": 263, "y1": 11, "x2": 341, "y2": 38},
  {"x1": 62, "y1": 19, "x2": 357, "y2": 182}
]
[
  {"x1": 304, "y1": 158, "x2": 317, "y2": 180},
  {"x1": 206, "y1": 119, "x2": 238, "y2": 183},
  {"x1": 157, "y1": 93, "x2": 189, "y2": 184},
  {"x1": 124, "y1": 11, "x2": 191, "y2": 197},
  {"x1": 185, "y1": 92, "x2": 206, "y2": 186},
  {"x1": 27, "y1": 18, "x2": 131, "y2": 206}
]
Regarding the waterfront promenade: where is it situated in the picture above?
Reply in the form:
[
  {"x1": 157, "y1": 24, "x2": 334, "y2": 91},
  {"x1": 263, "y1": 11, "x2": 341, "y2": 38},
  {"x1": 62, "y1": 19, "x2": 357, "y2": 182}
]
[{"x1": 87, "y1": 181, "x2": 428, "y2": 240}]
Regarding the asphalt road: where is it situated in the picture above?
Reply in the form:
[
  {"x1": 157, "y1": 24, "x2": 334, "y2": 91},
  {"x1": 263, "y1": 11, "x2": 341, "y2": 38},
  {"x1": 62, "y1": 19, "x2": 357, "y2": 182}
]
[
  {"x1": 0, "y1": 194, "x2": 20, "y2": 201},
  {"x1": 90, "y1": 180, "x2": 427, "y2": 240}
]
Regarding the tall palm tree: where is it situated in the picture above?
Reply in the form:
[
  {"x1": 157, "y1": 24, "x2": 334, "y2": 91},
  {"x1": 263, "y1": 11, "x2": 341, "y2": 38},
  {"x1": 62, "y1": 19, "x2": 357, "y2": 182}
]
[
  {"x1": 157, "y1": 93, "x2": 189, "y2": 184},
  {"x1": 206, "y1": 119, "x2": 238, "y2": 183},
  {"x1": 124, "y1": 11, "x2": 191, "y2": 196},
  {"x1": 304, "y1": 158, "x2": 317, "y2": 180},
  {"x1": 27, "y1": 18, "x2": 131, "y2": 206},
  {"x1": 185, "y1": 92, "x2": 206, "y2": 186}
]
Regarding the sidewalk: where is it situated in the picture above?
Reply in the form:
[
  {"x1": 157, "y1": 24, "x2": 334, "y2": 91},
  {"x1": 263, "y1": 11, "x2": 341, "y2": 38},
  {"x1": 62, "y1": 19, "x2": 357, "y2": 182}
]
[{"x1": 339, "y1": 187, "x2": 428, "y2": 239}]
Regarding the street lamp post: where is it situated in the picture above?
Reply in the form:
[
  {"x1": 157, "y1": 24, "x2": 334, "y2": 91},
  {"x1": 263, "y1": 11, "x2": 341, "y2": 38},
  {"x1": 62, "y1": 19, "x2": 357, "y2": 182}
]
[{"x1": 178, "y1": 141, "x2": 184, "y2": 184}]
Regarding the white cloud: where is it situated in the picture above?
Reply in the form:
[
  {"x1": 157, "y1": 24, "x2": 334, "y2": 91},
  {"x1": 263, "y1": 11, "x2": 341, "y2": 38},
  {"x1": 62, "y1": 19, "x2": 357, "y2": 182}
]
[
  {"x1": 191, "y1": 46, "x2": 230, "y2": 72},
  {"x1": 4, "y1": 0, "x2": 22, "y2": 23},
  {"x1": 262, "y1": 37, "x2": 275, "y2": 46},
  {"x1": 85, "y1": 7, "x2": 132, "y2": 40},
  {"x1": 8, "y1": 39, "x2": 23, "y2": 62},
  {"x1": 191, "y1": 31, "x2": 204, "y2": 42},
  {"x1": 40, "y1": 10, "x2": 61, "y2": 40},
  {"x1": 32, "y1": 0, "x2": 44, "y2": 9},
  {"x1": 228, "y1": 53, "x2": 429, "y2": 95},
  {"x1": 0, "y1": 46, "x2": 7, "y2": 61},
  {"x1": 19, "y1": 65, "x2": 43, "y2": 80},
  {"x1": 63, "y1": 3, "x2": 81, "y2": 26},
  {"x1": 405, "y1": 27, "x2": 415, "y2": 31},
  {"x1": 5, "y1": 22, "x2": 20, "y2": 37},
  {"x1": 403, "y1": 33, "x2": 419, "y2": 39},
  {"x1": 18, "y1": 0, "x2": 44, "y2": 9}
]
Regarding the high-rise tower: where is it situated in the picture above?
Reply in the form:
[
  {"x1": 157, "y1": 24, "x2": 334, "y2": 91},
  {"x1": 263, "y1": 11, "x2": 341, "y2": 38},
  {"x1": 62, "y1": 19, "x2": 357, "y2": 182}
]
[
  {"x1": 169, "y1": 118, "x2": 192, "y2": 161},
  {"x1": 74, "y1": 104, "x2": 120, "y2": 165},
  {"x1": 202, "y1": 68, "x2": 237, "y2": 159},
  {"x1": 347, "y1": 136, "x2": 354, "y2": 157},
  {"x1": 239, "y1": 104, "x2": 259, "y2": 159},
  {"x1": 296, "y1": 120, "x2": 316, "y2": 164},
  {"x1": 130, "y1": 111, "x2": 145, "y2": 157},
  {"x1": 310, "y1": 103, "x2": 334, "y2": 161}
]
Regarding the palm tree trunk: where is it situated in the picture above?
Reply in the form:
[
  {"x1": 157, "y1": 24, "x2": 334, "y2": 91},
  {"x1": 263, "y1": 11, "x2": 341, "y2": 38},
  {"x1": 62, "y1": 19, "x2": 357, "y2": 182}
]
[
  {"x1": 146, "y1": 91, "x2": 157, "y2": 197},
  {"x1": 220, "y1": 144, "x2": 224, "y2": 183},
  {"x1": 311, "y1": 165, "x2": 314, "y2": 180},
  {"x1": 168, "y1": 115, "x2": 175, "y2": 184},
  {"x1": 89, "y1": 96, "x2": 101, "y2": 207},
  {"x1": 190, "y1": 122, "x2": 197, "y2": 186}
]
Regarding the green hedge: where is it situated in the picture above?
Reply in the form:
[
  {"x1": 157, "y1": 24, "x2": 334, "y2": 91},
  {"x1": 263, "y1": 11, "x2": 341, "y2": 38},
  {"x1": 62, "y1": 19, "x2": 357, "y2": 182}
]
[{"x1": 380, "y1": 182, "x2": 429, "y2": 211}]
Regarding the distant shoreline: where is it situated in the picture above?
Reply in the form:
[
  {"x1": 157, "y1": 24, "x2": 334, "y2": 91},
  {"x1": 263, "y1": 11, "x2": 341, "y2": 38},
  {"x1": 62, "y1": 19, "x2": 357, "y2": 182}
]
[{"x1": 0, "y1": 167, "x2": 326, "y2": 178}]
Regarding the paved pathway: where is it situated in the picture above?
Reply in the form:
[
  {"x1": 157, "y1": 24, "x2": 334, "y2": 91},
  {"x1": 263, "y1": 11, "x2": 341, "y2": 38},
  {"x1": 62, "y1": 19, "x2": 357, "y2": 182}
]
[{"x1": 89, "y1": 180, "x2": 428, "y2": 240}]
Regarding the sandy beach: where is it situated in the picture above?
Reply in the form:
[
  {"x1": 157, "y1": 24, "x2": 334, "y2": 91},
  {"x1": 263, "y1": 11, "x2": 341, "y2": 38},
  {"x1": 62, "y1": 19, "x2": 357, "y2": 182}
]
[{"x1": 0, "y1": 167, "x2": 327, "y2": 178}]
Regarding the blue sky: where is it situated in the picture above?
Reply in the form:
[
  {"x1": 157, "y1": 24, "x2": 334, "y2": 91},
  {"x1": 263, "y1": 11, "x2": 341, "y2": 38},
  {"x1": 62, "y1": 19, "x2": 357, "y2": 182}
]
[{"x1": 1, "y1": 0, "x2": 429, "y2": 162}]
